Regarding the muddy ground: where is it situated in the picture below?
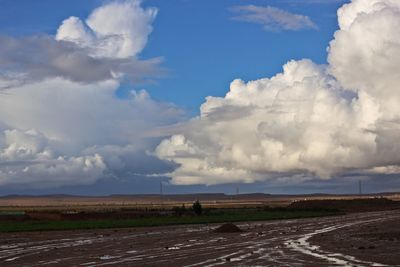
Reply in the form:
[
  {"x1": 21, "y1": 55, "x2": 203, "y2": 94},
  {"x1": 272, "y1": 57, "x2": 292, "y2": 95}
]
[
  {"x1": 311, "y1": 215, "x2": 400, "y2": 266},
  {"x1": 0, "y1": 210, "x2": 399, "y2": 266}
]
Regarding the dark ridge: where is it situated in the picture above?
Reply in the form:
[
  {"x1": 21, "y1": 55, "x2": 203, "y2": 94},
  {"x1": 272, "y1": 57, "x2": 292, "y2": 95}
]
[{"x1": 1, "y1": 192, "x2": 399, "y2": 199}]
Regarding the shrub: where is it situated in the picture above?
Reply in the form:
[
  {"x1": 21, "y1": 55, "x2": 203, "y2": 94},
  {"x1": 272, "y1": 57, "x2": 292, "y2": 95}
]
[
  {"x1": 192, "y1": 200, "x2": 202, "y2": 216},
  {"x1": 172, "y1": 205, "x2": 187, "y2": 217}
]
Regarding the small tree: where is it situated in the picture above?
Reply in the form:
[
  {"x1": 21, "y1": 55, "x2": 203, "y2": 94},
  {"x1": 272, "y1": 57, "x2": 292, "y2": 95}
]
[
  {"x1": 192, "y1": 200, "x2": 202, "y2": 216},
  {"x1": 173, "y1": 204, "x2": 186, "y2": 217}
]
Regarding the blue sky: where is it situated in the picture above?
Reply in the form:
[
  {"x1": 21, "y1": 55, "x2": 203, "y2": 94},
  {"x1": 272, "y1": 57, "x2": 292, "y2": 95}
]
[
  {"x1": 1, "y1": 0, "x2": 400, "y2": 195},
  {"x1": 0, "y1": 0, "x2": 346, "y2": 112},
  {"x1": 141, "y1": 0, "x2": 346, "y2": 112}
]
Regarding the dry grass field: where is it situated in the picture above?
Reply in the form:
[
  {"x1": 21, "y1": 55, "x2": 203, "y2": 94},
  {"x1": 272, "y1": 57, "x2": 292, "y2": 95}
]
[{"x1": 1, "y1": 193, "x2": 399, "y2": 212}]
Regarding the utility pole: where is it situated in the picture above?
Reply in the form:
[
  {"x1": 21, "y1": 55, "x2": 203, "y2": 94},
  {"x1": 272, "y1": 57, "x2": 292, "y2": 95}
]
[
  {"x1": 358, "y1": 180, "x2": 362, "y2": 196},
  {"x1": 160, "y1": 181, "x2": 163, "y2": 196},
  {"x1": 236, "y1": 187, "x2": 239, "y2": 195}
]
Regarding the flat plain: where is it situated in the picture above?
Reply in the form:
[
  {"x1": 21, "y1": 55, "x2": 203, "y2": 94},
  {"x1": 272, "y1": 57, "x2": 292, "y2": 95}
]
[{"x1": 0, "y1": 193, "x2": 399, "y2": 266}]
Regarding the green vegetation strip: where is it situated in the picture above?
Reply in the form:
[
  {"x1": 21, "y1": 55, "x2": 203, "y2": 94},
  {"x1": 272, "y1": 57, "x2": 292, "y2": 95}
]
[{"x1": 0, "y1": 209, "x2": 340, "y2": 233}]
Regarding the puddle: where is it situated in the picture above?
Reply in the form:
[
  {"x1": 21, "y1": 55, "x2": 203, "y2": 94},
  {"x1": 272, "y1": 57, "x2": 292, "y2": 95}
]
[
  {"x1": 286, "y1": 221, "x2": 388, "y2": 267},
  {"x1": 4, "y1": 256, "x2": 20, "y2": 262},
  {"x1": 166, "y1": 246, "x2": 180, "y2": 250},
  {"x1": 99, "y1": 255, "x2": 120, "y2": 260}
]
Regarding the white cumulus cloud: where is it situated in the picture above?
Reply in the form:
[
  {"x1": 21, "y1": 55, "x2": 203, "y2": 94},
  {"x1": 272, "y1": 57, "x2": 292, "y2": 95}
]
[
  {"x1": 156, "y1": 0, "x2": 400, "y2": 185},
  {"x1": 56, "y1": 0, "x2": 157, "y2": 58},
  {"x1": 0, "y1": 0, "x2": 182, "y2": 188},
  {"x1": 0, "y1": 0, "x2": 160, "y2": 87},
  {"x1": 0, "y1": 78, "x2": 182, "y2": 188}
]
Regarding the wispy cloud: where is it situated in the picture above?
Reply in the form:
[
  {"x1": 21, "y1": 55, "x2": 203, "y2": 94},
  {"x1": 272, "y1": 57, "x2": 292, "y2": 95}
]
[
  {"x1": 230, "y1": 5, "x2": 318, "y2": 31},
  {"x1": 283, "y1": 0, "x2": 348, "y2": 4}
]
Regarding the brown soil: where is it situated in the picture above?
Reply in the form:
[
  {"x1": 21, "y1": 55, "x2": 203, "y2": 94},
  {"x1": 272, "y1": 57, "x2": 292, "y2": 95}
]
[
  {"x1": 213, "y1": 223, "x2": 243, "y2": 233},
  {"x1": 0, "y1": 210, "x2": 399, "y2": 266},
  {"x1": 311, "y1": 216, "x2": 400, "y2": 266}
]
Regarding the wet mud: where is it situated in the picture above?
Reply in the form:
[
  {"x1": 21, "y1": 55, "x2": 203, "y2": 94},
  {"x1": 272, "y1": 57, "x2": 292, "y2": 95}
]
[{"x1": 0, "y1": 210, "x2": 399, "y2": 266}]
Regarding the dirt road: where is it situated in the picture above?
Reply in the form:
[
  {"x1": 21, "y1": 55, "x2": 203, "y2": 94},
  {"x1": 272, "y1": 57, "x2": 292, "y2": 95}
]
[{"x1": 1, "y1": 210, "x2": 399, "y2": 266}]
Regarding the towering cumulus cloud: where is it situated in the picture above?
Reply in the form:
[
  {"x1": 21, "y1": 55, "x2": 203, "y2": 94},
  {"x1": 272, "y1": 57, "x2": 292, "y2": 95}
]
[
  {"x1": 0, "y1": 0, "x2": 160, "y2": 87},
  {"x1": 56, "y1": 0, "x2": 157, "y2": 58},
  {"x1": 0, "y1": 0, "x2": 182, "y2": 188},
  {"x1": 156, "y1": 0, "x2": 400, "y2": 185}
]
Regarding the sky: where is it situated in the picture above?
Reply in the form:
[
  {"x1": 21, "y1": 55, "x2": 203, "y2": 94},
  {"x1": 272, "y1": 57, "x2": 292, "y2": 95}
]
[{"x1": 0, "y1": 0, "x2": 400, "y2": 195}]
